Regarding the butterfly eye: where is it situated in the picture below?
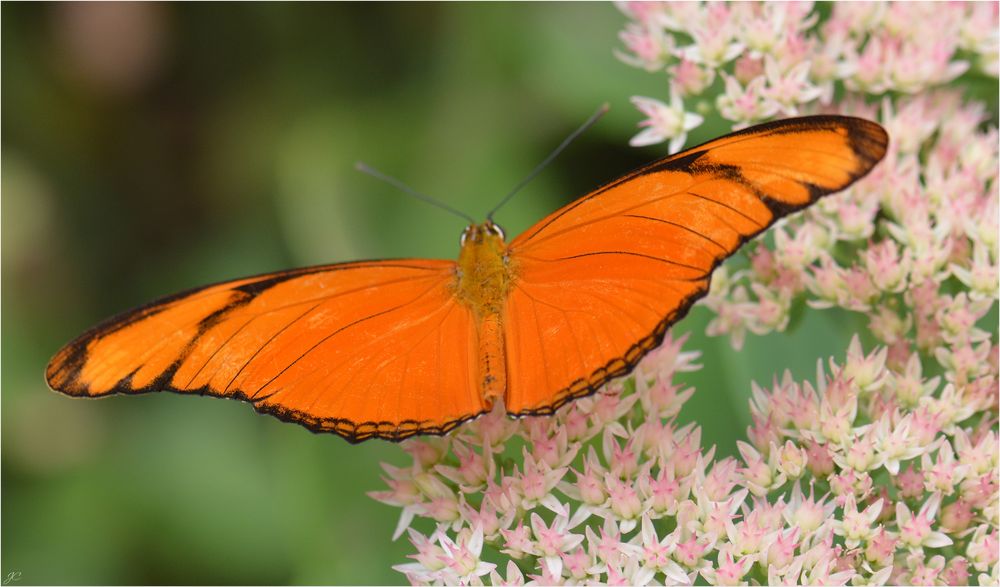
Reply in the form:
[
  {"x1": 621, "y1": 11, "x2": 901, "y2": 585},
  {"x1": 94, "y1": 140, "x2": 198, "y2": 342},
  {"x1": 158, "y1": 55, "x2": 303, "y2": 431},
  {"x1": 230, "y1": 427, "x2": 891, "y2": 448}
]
[{"x1": 488, "y1": 223, "x2": 505, "y2": 240}]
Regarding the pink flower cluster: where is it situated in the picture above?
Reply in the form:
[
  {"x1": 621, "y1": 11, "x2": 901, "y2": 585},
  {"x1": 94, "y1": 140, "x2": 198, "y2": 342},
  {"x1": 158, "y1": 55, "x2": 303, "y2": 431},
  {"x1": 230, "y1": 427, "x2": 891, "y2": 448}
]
[
  {"x1": 617, "y1": 2, "x2": 998, "y2": 142},
  {"x1": 373, "y1": 333, "x2": 997, "y2": 585}
]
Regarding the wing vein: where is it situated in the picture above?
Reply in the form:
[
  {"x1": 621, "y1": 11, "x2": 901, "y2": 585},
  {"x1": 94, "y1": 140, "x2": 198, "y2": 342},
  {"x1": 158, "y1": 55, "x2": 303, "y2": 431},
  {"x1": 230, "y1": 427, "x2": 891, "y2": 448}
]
[
  {"x1": 249, "y1": 278, "x2": 447, "y2": 398},
  {"x1": 512, "y1": 174, "x2": 747, "y2": 252},
  {"x1": 622, "y1": 213, "x2": 729, "y2": 254},
  {"x1": 545, "y1": 250, "x2": 707, "y2": 276}
]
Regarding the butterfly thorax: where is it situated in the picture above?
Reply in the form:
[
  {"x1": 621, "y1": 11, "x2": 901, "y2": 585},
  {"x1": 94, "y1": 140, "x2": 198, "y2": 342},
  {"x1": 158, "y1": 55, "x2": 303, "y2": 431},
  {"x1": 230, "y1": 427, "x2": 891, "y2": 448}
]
[
  {"x1": 454, "y1": 221, "x2": 513, "y2": 404},
  {"x1": 455, "y1": 221, "x2": 514, "y2": 316}
]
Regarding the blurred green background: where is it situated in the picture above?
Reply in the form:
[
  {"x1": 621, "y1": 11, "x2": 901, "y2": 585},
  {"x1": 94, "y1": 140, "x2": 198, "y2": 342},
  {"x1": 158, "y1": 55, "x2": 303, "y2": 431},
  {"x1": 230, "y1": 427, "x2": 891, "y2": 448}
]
[{"x1": 3, "y1": 3, "x2": 875, "y2": 585}]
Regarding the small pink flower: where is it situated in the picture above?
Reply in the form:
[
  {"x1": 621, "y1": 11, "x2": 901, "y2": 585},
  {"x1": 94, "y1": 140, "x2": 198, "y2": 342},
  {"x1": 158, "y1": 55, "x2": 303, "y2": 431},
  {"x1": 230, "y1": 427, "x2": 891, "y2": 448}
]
[
  {"x1": 701, "y1": 550, "x2": 753, "y2": 586},
  {"x1": 784, "y1": 482, "x2": 834, "y2": 533},
  {"x1": 725, "y1": 518, "x2": 769, "y2": 558},
  {"x1": 635, "y1": 332, "x2": 701, "y2": 382},
  {"x1": 716, "y1": 73, "x2": 780, "y2": 125},
  {"x1": 636, "y1": 514, "x2": 688, "y2": 582},
  {"x1": 774, "y1": 224, "x2": 826, "y2": 273},
  {"x1": 561, "y1": 406, "x2": 590, "y2": 442},
  {"x1": 762, "y1": 57, "x2": 823, "y2": 115},
  {"x1": 896, "y1": 494, "x2": 953, "y2": 551},
  {"x1": 735, "y1": 3, "x2": 787, "y2": 56},
  {"x1": 464, "y1": 402, "x2": 518, "y2": 446},
  {"x1": 673, "y1": 428, "x2": 704, "y2": 478},
  {"x1": 864, "y1": 526, "x2": 898, "y2": 568},
  {"x1": 398, "y1": 526, "x2": 495, "y2": 584},
  {"x1": 864, "y1": 238, "x2": 911, "y2": 293},
  {"x1": 954, "y1": 428, "x2": 999, "y2": 477},
  {"x1": 560, "y1": 547, "x2": 591, "y2": 581},
  {"x1": 880, "y1": 96, "x2": 940, "y2": 155},
  {"x1": 527, "y1": 421, "x2": 577, "y2": 470},
  {"x1": 530, "y1": 511, "x2": 584, "y2": 572},
  {"x1": 888, "y1": 352, "x2": 940, "y2": 407},
  {"x1": 670, "y1": 57, "x2": 715, "y2": 96},
  {"x1": 764, "y1": 527, "x2": 800, "y2": 570},
  {"x1": 617, "y1": 22, "x2": 673, "y2": 71},
  {"x1": 413, "y1": 474, "x2": 461, "y2": 524},
  {"x1": 695, "y1": 488, "x2": 749, "y2": 539},
  {"x1": 922, "y1": 440, "x2": 970, "y2": 495},
  {"x1": 397, "y1": 529, "x2": 449, "y2": 578},
  {"x1": 960, "y1": 473, "x2": 998, "y2": 510},
  {"x1": 907, "y1": 554, "x2": 945, "y2": 586},
  {"x1": 746, "y1": 497, "x2": 786, "y2": 533},
  {"x1": 936, "y1": 293, "x2": 993, "y2": 346},
  {"x1": 747, "y1": 413, "x2": 782, "y2": 455},
  {"x1": 843, "y1": 32, "x2": 888, "y2": 93},
  {"x1": 368, "y1": 464, "x2": 426, "y2": 539},
  {"x1": 526, "y1": 564, "x2": 563, "y2": 586},
  {"x1": 605, "y1": 431, "x2": 640, "y2": 479},
  {"x1": 941, "y1": 556, "x2": 972, "y2": 586},
  {"x1": 629, "y1": 90, "x2": 704, "y2": 152},
  {"x1": 435, "y1": 440, "x2": 490, "y2": 488},
  {"x1": 703, "y1": 457, "x2": 741, "y2": 501},
  {"x1": 842, "y1": 335, "x2": 889, "y2": 394},
  {"x1": 867, "y1": 306, "x2": 912, "y2": 345},
  {"x1": 500, "y1": 520, "x2": 538, "y2": 559},
  {"x1": 601, "y1": 556, "x2": 655, "y2": 587},
  {"x1": 836, "y1": 433, "x2": 879, "y2": 472},
  {"x1": 895, "y1": 464, "x2": 927, "y2": 500},
  {"x1": 935, "y1": 342, "x2": 993, "y2": 387},
  {"x1": 908, "y1": 406, "x2": 944, "y2": 446},
  {"x1": 674, "y1": 534, "x2": 714, "y2": 569},
  {"x1": 805, "y1": 440, "x2": 835, "y2": 478},
  {"x1": 829, "y1": 468, "x2": 873, "y2": 505},
  {"x1": 800, "y1": 552, "x2": 856, "y2": 586},
  {"x1": 738, "y1": 441, "x2": 780, "y2": 496},
  {"x1": 960, "y1": 226, "x2": 999, "y2": 284},
  {"x1": 488, "y1": 560, "x2": 526, "y2": 586},
  {"x1": 940, "y1": 499, "x2": 975, "y2": 535},
  {"x1": 639, "y1": 465, "x2": 687, "y2": 515},
  {"x1": 516, "y1": 451, "x2": 566, "y2": 508},
  {"x1": 678, "y1": 19, "x2": 743, "y2": 68},
  {"x1": 966, "y1": 525, "x2": 1000, "y2": 571},
  {"x1": 402, "y1": 437, "x2": 451, "y2": 469},
  {"x1": 458, "y1": 500, "x2": 508, "y2": 542},
  {"x1": 586, "y1": 518, "x2": 629, "y2": 569},
  {"x1": 641, "y1": 379, "x2": 694, "y2": 420},
  {"x1": 589, "y1": 384, "x2": 639, "y2": 429},
  {"x1": 566, "y1": 449, "x2": 608, "y2": 507},
  {"x1": 605, "y1": 473, "x2": 645, "y2": 528},
  {"x1": 872, "y1": 413, "x2": 927, "y2": 475},
  {"x1": 818, "y1": 397, "x2": 857, "y2": 445},
  {"x1": 831, "y1": 493, "x2": 884, "y2": 548}
]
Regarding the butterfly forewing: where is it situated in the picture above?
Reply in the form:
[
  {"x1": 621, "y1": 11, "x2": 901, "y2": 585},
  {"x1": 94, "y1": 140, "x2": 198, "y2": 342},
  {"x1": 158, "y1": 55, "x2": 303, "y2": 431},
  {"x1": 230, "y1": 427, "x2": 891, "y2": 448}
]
[
  {"x1": 503, "y1": 116, "x2": 888, "y2": 415},
  {"x1": 46, "y1": 260, "x2": 489, "y2": 442}
]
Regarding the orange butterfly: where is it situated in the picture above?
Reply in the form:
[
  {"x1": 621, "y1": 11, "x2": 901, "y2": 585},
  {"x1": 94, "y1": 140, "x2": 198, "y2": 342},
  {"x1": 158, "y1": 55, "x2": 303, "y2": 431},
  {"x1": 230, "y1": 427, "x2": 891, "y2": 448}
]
[{"x1": 46, "y1": 115, "x2": 888, "y2": 443}]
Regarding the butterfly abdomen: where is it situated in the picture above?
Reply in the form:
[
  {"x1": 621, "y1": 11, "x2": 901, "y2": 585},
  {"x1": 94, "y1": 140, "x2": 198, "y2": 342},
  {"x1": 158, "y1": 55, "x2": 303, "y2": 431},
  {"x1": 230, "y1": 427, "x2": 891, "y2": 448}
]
[{"x1": 454, "y1": 222, "x2": 515, "y2": 404}]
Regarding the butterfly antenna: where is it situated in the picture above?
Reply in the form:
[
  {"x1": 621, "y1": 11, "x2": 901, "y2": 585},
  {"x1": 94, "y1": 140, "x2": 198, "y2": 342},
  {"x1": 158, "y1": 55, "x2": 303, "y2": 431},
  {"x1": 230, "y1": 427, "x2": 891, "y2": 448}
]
[
  {"x1": 355, "y1": 162, "x2": 475, "y2": 224},
  {"x1": 486, "y1": 103, "x2": 610, "y2": 221}
]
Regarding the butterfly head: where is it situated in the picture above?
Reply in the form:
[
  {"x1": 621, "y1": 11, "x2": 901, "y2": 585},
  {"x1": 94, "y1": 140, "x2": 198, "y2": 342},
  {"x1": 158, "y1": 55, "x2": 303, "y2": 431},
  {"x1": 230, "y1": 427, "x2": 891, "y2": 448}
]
[{"x1": 460, "y1": 221, "x2": 506, "y2": 247}]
